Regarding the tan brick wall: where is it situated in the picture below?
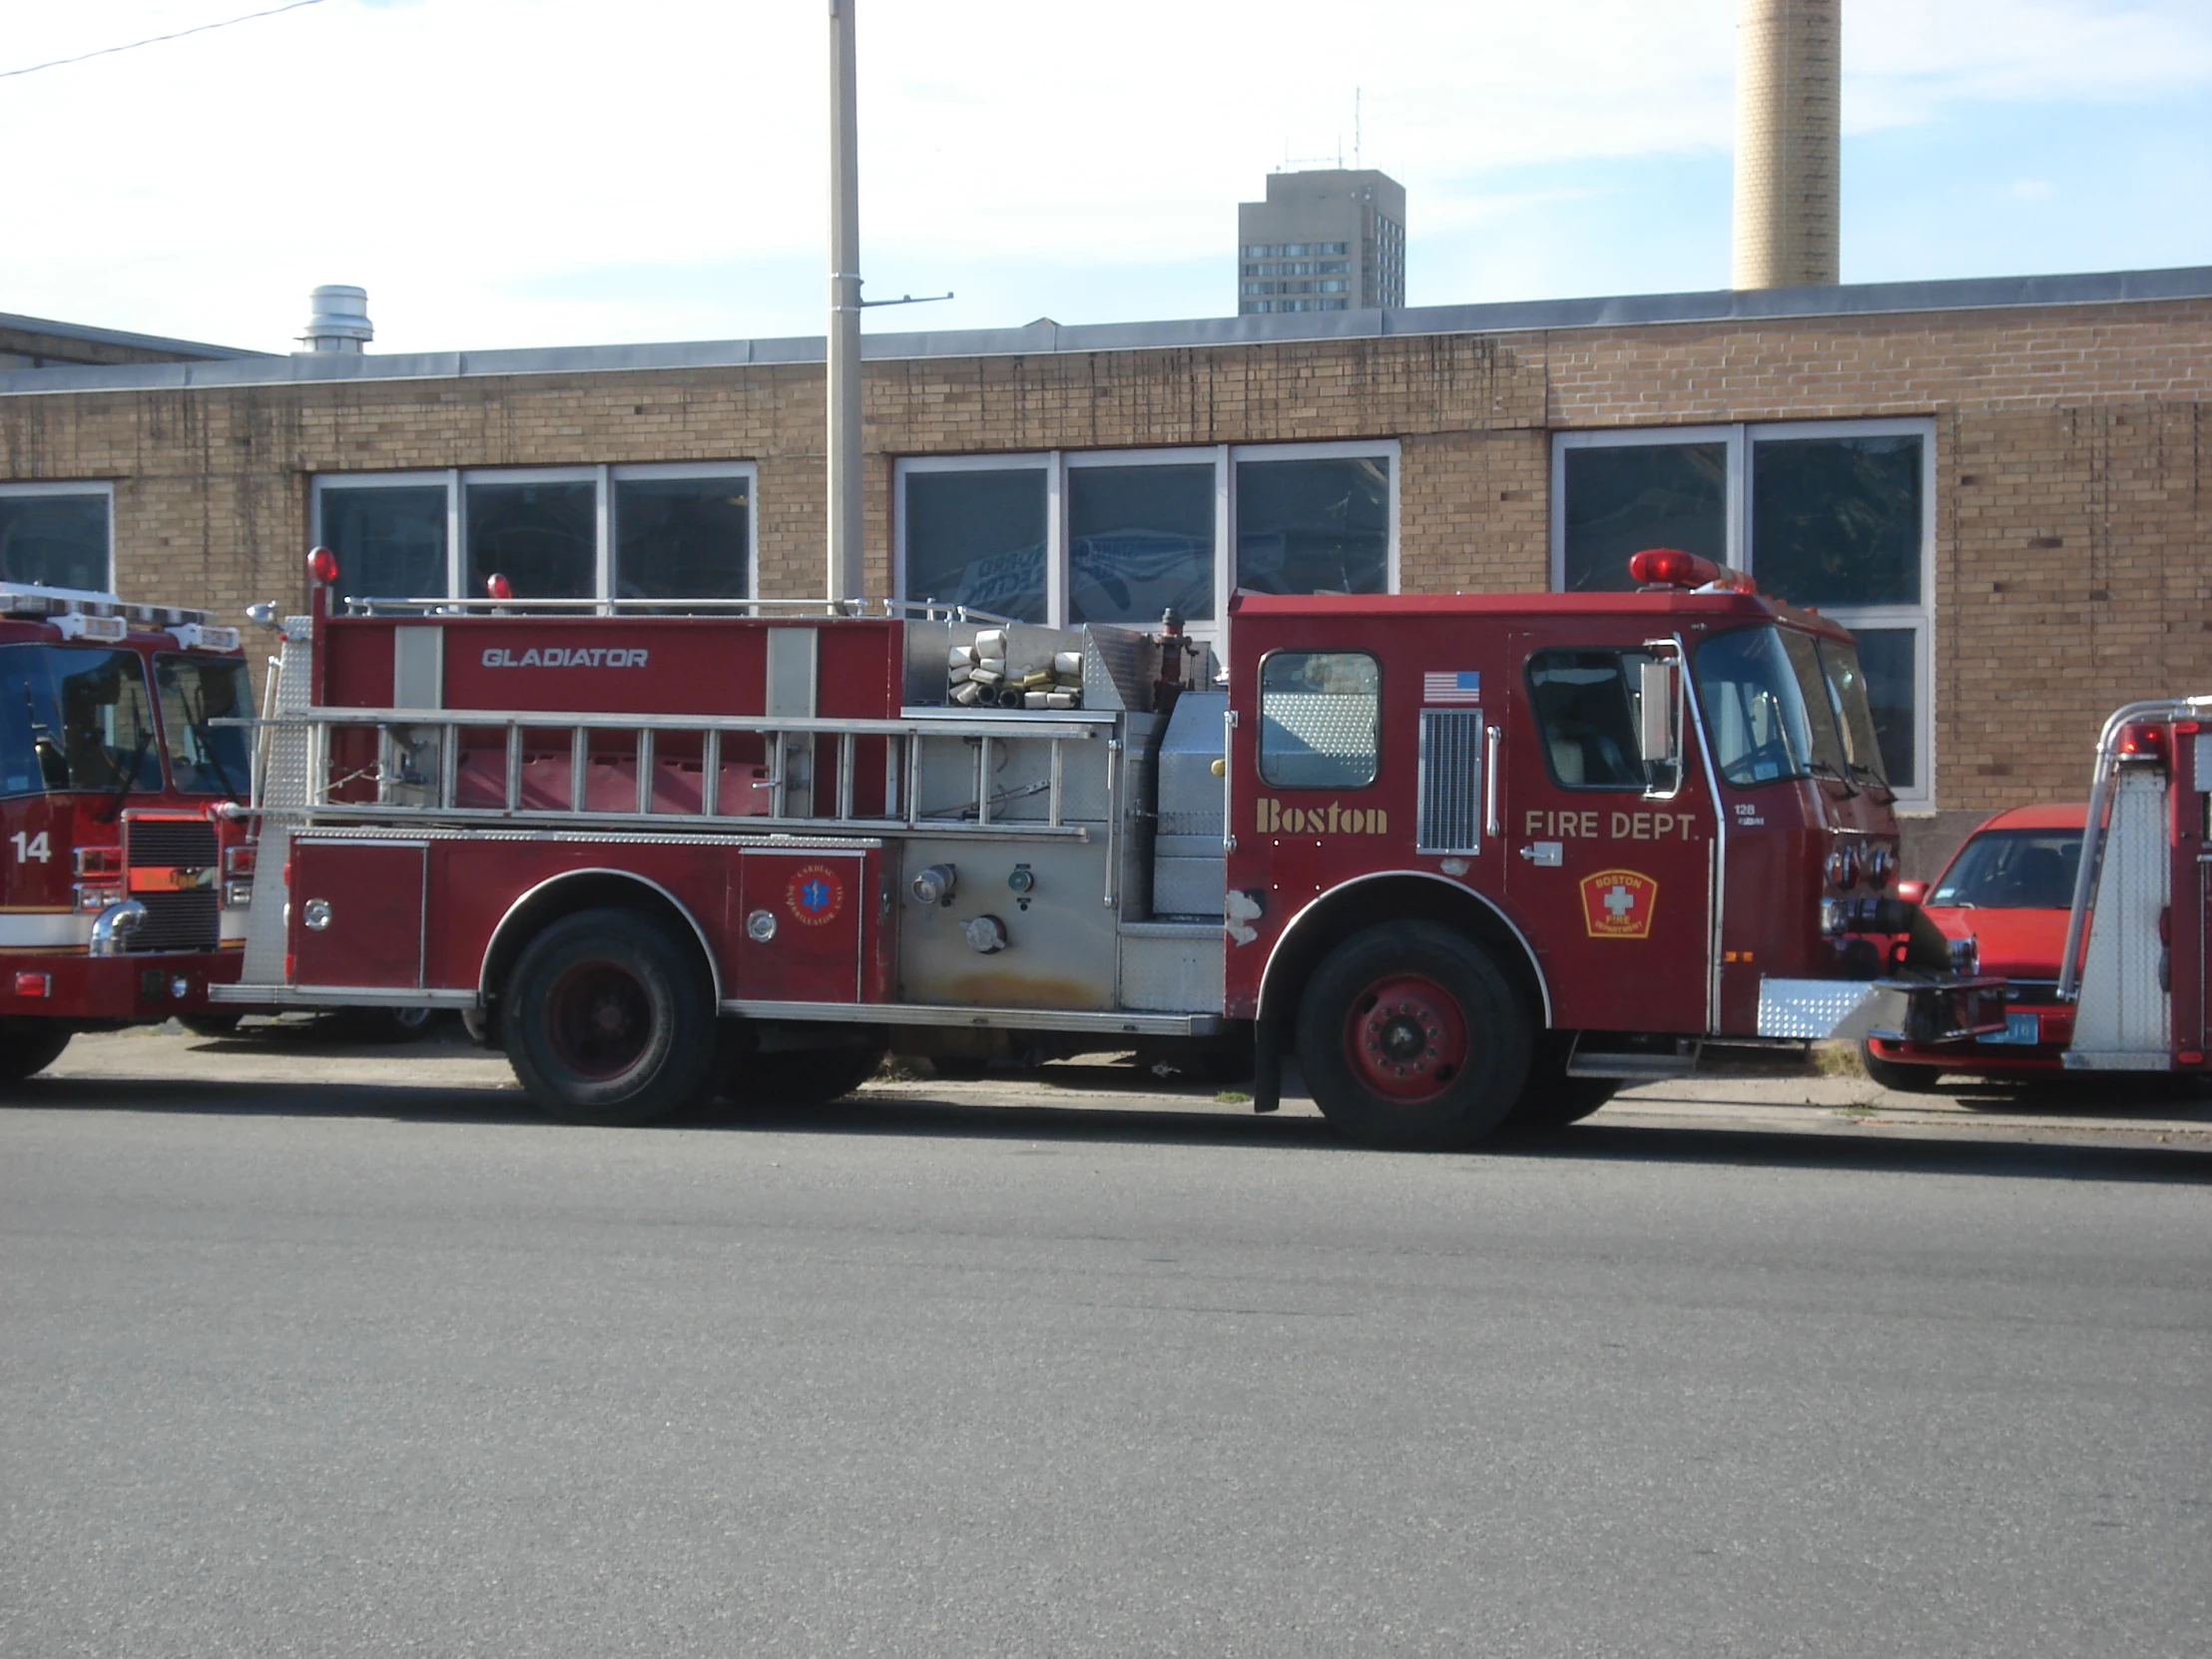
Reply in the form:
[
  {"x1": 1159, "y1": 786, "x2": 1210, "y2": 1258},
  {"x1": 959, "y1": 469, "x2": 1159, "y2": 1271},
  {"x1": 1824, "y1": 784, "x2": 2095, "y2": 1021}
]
[{"x1": 2, "y1": 296, "x2": 2207, "y2": 813}]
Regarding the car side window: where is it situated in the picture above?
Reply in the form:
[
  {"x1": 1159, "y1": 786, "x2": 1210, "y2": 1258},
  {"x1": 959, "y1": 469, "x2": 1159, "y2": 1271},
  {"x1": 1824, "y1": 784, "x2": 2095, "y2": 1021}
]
[
  {"x1": 1259, "y1": 651, "x2": 1380, "y2": 790},
  {"x1": 1525, "y1": 648, "x2": 1653, "y2": 790}
]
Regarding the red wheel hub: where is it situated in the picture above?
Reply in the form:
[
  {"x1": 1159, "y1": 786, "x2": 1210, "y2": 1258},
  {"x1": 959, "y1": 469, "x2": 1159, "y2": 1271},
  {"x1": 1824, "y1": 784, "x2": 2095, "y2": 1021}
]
[
  {"x1": 1344, "y1": 973, "x2": 1467, "y2": 1102},
  {"x1": 546, "y1": 959, "x2": 652, "y2": 1080}
]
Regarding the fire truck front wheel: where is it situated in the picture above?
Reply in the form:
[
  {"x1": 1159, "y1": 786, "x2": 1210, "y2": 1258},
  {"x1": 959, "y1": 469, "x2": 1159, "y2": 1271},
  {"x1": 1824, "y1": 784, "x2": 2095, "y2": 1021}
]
[
  {"x1": 0, "y1": 1018, "x2": 73, "y2": 1084},
  {"x1": 1297, "y1": 923, "x2": 1532, "y2": 1150},
  {"x1": 504, "y1": 908, "x2": 718, "y2": 1126}
]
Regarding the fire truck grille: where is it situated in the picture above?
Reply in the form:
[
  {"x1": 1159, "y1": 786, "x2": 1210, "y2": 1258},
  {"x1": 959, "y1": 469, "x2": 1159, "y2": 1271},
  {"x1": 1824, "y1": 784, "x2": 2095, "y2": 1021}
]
[
  {"x1": 1416, "y1": 710, "x2": 1484, "y2": 854},
  {"x1": 130, "y1": 892, "x2": 220, "y2": 952},
  {"x1": 122, "y1": 818, "x2": 221, "y2": 952}
]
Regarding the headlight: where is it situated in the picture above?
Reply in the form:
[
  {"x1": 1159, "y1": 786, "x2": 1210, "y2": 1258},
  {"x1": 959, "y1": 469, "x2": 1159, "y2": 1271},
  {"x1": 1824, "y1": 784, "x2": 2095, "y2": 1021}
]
[{"x1": 1826, "y1": 844, "x2": 1860, "y2": 888}]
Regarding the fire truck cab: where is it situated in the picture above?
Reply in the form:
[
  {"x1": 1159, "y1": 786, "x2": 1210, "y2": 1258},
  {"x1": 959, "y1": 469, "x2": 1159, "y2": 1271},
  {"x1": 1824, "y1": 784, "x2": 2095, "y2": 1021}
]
[
  {"x1": 214, "y1": 547, "x2": 1984, "y2": 1146},
  {"x1": 0, "y1": 585, "x2": 252, "y2": 1081}
]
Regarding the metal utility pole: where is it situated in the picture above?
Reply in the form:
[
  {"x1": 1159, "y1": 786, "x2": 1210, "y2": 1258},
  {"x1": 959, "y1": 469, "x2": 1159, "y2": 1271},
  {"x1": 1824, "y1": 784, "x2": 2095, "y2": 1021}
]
[{"x1": 827, "y1": 0, "x2": 863, "y2": 605}]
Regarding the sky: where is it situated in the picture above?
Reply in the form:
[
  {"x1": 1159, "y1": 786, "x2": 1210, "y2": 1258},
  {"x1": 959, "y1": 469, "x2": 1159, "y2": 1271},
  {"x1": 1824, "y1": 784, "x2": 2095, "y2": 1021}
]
[{"x1": 2, "y1": 0, "x2": 2208, "y2": 355}]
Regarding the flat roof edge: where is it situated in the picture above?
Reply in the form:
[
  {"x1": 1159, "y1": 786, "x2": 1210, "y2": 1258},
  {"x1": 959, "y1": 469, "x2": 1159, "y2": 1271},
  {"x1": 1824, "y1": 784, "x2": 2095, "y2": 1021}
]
[
  {"x1": 0, "y1": 310, "x2": 276, "y2": 362},
  {"x1": 4, "y1": 266, "x2": 2207, "y2": 398}
]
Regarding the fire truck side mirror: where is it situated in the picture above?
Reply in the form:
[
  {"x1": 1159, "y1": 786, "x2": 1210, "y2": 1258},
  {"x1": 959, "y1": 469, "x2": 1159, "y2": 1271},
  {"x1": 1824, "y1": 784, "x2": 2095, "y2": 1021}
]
[{"x1": 1638, "y1": 658, "x2": 1680, "y2": 779}]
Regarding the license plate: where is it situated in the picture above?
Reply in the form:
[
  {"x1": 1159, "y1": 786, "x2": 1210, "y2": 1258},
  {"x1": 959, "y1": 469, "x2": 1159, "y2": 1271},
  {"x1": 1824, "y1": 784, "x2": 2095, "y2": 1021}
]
[{"x1": 1977, "y1": 1011, "x2": 2041, "y2": 1045}]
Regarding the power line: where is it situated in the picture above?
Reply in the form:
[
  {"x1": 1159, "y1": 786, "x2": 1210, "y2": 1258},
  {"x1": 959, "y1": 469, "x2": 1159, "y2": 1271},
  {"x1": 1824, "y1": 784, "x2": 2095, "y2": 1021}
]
[{"x1": 0, "y1": 0, "x2": 330, "y2": 81}]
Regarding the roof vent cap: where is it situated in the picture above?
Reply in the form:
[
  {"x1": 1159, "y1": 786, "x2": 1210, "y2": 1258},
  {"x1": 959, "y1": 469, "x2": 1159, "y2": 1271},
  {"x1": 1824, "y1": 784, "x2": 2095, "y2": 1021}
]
[{"x1": 296, "y1": 284, "x2": 372, "y2": 353}]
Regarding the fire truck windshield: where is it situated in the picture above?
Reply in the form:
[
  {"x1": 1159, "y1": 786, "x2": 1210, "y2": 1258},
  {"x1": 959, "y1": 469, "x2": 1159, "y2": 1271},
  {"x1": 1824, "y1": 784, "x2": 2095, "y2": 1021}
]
[
  {"x1": 154, "y1": 654, "x2": 252, "y2": 796},
  {"x1": 0, "y1": 644, "x2": 163, "y2": 800},
  {"x1": 1693, "y1": 626, "x2": 1821, "y2": 787}
]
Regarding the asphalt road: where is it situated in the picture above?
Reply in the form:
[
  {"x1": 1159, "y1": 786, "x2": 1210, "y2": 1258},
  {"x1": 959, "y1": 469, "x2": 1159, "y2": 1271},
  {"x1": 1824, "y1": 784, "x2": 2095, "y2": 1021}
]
[{"x1": 2, "y1": 1033, "x2": 2207, "y2": 1657}]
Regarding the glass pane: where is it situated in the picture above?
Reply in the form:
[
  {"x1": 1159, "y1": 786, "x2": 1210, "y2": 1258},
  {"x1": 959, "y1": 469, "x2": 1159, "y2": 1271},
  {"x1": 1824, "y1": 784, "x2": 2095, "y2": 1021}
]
[
  {"x1": 1846, "y1": 626, "x2": 1918, "y2": 792},
  {"x1": 1815, "y1": 638, "x2": 1890, "y2": 791},
  {"x1": 466, "y1": 481, "x2": 596, "y2": 601},
  {"x1": 1691, "y1": 626, "x2": 1818, "y2": 789},
  {"x1": 1067, "y1": 463, "x2": 1214, "y2": 625},
  {"x1": 317, "y1": 485, "x2": 448, "y2": 599},
  {"x1": 902, "y1": 469, "x2": 1046, "y2": 623},
  {"x1": 1259, "y1": 651, "x2": 1380, "y2": 790},
  {"x1": 1751, "y1": 434, "x2": 1923, "y2": 606},
  {"x1": 1930, "y1": 829, "x2": 2082, "y2": 910},
  {"x1": 1560, "y1": 443, "x2": 1726, "y2": 593},
  {"x1": 155, "y1": 654, "x2": 253, "y2": 796},
  {"x1": 49, "y1": 647, "x2": 161, "y2": 794},
  {"x1": 615, "y1": 476, "x2": 750, "y2": 600},
  {"x1": 1525, "y1": 648, "x2": 1656, "y2": 791},
  {"x1": 0, "y1": 492, "x2": 108, "y2": 591},
  {"x1": 1235, "y1": 456, "x2": 1389, "y2": 596},
  {"x1": 1777, "y1": 628, "x2": 1850, "y2": 782},
  {"x1": 0, "y1": 646, "x2": 51, "y2": 796}
]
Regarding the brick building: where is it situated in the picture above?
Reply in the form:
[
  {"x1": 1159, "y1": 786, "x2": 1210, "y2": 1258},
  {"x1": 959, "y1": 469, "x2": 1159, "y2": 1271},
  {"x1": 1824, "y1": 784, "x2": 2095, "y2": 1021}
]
[{"x1": 1, "y1": 267, "x2": 2207, "y2": 869}]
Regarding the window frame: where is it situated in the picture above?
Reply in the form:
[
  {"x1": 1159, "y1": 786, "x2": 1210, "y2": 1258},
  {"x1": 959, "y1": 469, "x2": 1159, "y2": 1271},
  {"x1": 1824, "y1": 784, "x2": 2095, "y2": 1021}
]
[
  {"x1": 893, "y1": 440, "x2": 1399, "y2": 653},
  {"x1": 310, "y1": 462, "x2": 760, "y2": 605},
  {"x1": 0, "y1": 479, "x2": 116, "y2": 596},
  {"x1": 1549, "y1": 418, "x2": 1936, "y2": 809}
]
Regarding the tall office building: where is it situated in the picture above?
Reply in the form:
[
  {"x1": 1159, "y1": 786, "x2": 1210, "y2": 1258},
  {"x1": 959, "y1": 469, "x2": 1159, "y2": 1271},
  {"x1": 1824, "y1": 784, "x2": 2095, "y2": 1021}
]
[{"x1": 1238, "y1": 169, "x2": 1405, "y2": 314}]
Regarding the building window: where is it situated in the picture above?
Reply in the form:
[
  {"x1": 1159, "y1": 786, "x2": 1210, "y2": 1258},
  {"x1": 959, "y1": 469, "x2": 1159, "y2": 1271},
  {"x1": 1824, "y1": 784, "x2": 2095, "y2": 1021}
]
[
  {"x1": 1550, "y1": 420, "x2": 1935, "y2": 804},
  {"x1": 0, "y1": 482, "x2": 112, "y2": 593},
  {"x1": 897, "y1": 441, "x2": 1396, "y2": 648},
  {"x1": 311, "y1": 463, "x2": 757, "y2": 603}
]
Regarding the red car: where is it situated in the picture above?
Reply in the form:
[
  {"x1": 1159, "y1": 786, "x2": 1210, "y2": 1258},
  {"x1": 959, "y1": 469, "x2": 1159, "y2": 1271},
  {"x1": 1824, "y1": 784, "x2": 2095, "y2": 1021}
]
[{"x1": 1861, "y1": 805, "x2": 2085, "y2": 1090}]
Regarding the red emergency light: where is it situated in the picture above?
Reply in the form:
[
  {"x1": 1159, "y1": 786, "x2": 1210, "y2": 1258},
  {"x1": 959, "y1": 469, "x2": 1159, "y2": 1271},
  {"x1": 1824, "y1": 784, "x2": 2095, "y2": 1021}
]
[
  {"x1": 485, "y1": 573, "x2": 515, "y2": 602},
  {"x1": 2116, "y1": 721, "x2": 2168, "y2": 762},
  {"x1": 1628, "y1": 548, "x2": 1755, "y2": 593},
  {"x1": 306, "y1": 546, "x2": 340, "y2": 585}
]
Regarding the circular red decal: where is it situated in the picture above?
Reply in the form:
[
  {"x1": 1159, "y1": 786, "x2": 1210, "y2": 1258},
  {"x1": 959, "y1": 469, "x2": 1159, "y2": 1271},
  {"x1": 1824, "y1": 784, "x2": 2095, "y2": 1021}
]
[{"x1": 786, "y1": 863, "x2": 844, "y2": 927}]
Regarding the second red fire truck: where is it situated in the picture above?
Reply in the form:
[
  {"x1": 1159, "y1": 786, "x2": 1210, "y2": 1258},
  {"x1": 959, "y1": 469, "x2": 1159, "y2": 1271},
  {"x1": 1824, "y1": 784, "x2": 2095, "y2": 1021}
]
[{"x1": 202, "y1": 545, "x2": 1993, "y2": 1147}]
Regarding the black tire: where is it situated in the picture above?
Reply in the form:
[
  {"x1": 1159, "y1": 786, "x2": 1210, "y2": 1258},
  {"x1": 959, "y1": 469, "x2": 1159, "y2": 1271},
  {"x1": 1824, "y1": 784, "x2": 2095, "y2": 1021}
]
[
  {"x1": 504, "y1": 907, "x2": 718, "y2": 1126},
  {"x1": 1861, "y1": 1038, "x2": 1943, "y2": 1093},
  {"x1": 1296, "y1": 922, "x2": 1531, "y2": 1150},
  {"x1": 0, "y1": 1019, "x2": 72, "y2": 1083},
  {"x1": 732, "y1": 1046, "x2": 883, "y2": 1107},
  {"x1": 1505, "y1": 1036, "x2": 1619, "y2": 1133},
  {"x1": 179, "y1": 1012, "x2": 246, "y2": 1039}
]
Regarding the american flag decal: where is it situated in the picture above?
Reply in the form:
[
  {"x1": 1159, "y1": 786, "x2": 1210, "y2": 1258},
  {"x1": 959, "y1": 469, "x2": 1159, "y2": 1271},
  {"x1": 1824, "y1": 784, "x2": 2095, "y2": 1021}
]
[{"x1": 1421, "y1": 670, "x2": 1482, "y2": 704}]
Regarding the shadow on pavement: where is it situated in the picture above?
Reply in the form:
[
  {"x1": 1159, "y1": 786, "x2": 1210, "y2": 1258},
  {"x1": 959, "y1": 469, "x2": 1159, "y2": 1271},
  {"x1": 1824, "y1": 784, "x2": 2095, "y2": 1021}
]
[{"x1": 8, "y1": 1070, "x2": 2208, "y2": 1186}]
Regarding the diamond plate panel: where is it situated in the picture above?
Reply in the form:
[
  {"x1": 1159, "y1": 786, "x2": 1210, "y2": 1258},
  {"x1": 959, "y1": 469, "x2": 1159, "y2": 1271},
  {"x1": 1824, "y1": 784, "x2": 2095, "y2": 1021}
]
[
  {"x1": 2070, "y1": 769, "x2": 2171, "y2": 1062},
  {"x1": 1757, "y1": 976, "x2": 1881, "y2": 1039}
]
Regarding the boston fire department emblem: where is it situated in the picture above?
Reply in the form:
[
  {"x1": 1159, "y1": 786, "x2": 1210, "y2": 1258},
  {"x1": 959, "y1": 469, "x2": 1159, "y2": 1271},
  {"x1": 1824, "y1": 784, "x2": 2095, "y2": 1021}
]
[
  {"x1": 1579, "y1": 869, "x2": 1657, "y2": 939},
  {"x1": 786, "y1": 863, "x2": 844, "y2": 927}
]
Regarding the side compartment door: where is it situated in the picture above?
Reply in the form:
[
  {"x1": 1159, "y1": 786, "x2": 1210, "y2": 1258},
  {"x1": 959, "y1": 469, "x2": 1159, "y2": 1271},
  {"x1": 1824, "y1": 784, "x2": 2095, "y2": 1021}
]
[
  {"x1": 288, "y1": 838, "x2": 427, "y2": 987},
  {"x1": 731, "y1": 847, "x2": 869, "y2": 1003},
  {"x1": 1500, "y1": 635, "x2": 1713, "y2": 1034}
]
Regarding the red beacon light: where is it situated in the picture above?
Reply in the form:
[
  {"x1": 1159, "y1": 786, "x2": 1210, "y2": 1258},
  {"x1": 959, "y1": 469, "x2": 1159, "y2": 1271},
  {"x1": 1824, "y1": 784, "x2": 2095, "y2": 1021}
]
[
  {"x1": 305, "y1": 545, "x2": 340, "y2": 585},
  {"x1": 1627, "y1": 547, "x2": 1755, "y2": 593},
  {"x1": 484, "y1": 573, "x2": 514, "y2": 602},
  {"x1": 2115, "y1": 721, "x2": 2169, "y2": 764}
]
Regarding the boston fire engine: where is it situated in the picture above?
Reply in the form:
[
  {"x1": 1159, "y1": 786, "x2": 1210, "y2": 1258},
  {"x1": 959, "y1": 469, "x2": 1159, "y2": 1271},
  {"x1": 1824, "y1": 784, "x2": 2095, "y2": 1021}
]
[
  {"x1": 0, "y1": 585, "x2": 251, "y2": 1077},
  {"x1": 193, "y1": 544, "x2": 2000, "y2": 1147}
]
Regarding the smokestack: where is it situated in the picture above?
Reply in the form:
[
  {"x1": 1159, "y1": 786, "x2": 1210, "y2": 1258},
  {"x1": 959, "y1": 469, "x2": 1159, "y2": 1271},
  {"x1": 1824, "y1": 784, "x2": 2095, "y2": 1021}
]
[
  {"x1": 1732, "y1": 0, "x2": 1840, "y2": 288},
  {"x1": 296, "y1": 284, "x2": 373, "y2": 353}
]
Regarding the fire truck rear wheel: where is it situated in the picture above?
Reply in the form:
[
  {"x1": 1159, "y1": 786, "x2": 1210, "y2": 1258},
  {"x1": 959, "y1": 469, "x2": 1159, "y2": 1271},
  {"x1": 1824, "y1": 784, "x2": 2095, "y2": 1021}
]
[
  {"x1": 1297, "y1": 922, "x2": 1531, "y2": 1150},
  {"x1": 0, "y1": 1019, "x2": 73, "y2": 1084},
  {"x1": 504, "y1": 908, "x2": 718, "y2": 1126}
]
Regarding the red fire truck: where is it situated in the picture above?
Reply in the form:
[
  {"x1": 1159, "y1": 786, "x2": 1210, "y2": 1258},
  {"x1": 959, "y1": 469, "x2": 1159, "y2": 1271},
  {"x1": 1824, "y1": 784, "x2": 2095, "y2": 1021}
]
[
  {"x1": 0, "y1": 585, "x2": 253, "y2": 1079},
  {"x1": 207, "y1": 545, "x2": 1990, "y2": 1147}
]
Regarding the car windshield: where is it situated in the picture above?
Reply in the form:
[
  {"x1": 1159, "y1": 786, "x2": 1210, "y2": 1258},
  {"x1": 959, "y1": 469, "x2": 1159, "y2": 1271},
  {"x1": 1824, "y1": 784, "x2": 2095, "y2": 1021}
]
[
  {"x1": 1930, "y1": 829, "x2": 2082, "y2": 909},
  {"x1": 1692, "y1": 626, "x2": 1820, "y2": 787},
  {"x1": 155, "y1": 654, "x2": 253, "y2": 796},
  {"x1": 0, "y1": 643, "x2": 163, "y2": 799}
]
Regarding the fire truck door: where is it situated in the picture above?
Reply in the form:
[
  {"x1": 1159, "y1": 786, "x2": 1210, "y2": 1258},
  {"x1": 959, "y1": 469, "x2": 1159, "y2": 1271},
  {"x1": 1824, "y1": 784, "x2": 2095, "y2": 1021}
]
[
  {"x1": 288, "y1": 839, "x2": 427, "y2": 988},
  {"x1": 731, "y1": 846, "x2": 867, "y2": 1002},
  {"x1": 1501, "y1": 638, "x2": 1713, "y2": 1034}
]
